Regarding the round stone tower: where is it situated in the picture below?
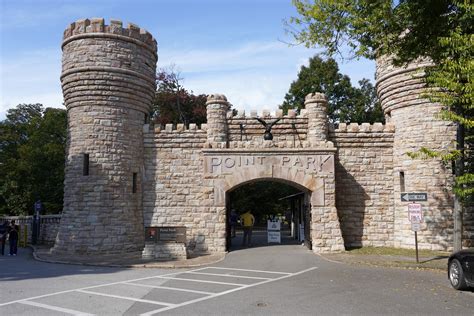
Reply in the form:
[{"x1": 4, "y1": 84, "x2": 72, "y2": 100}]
[
  {"x1": 206, "y1": 94, "x2": 230, "y2": 145},
  {"x1": 51, "y1": 18, "x2": 157, "y2": 257},
  {"x1": 376, "y1": 56, "x2": 456, "y2": 250},
  {"x1": 305, "y1": 92, "x2": 329, "y2": 146}
]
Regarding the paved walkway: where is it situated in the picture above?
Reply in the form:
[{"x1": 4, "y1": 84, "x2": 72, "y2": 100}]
[{"x1": 32, "y1": 228, "x2": 449, "y2": 271}]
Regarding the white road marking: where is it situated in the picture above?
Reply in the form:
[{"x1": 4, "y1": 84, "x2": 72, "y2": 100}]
[
  {"x1": 195, "y1": 266, "x2": 292, "y2": 275},
  {"x1": 153, "y1": 276, "x2": 247, "y2": 286},
  {"x1": 1, "y1": 266, "x2": 317, "y2": 316},
  {"x1": 76, "y1": 289, "x2": 175, "y2": 307},
  {"x1": 125, "y1": 283, "x2": 214, "y2": 295},
  {"x1": 0, "y1": 269, "x2": 190, "y2": 307},
  {"x1": 140, "y1": 266, "x2": 319, "y2": 315},
  {"x1": 19, "y1": 300, "x2": 94, "y2": 316},
  {"x1": 185, "y1": 271, "x2": 271, "y2": 280}
]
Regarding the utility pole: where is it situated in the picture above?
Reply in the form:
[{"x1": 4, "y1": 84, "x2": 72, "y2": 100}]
[{"x1": 453, "y1": 123, "x2": 464, "y2": 252}]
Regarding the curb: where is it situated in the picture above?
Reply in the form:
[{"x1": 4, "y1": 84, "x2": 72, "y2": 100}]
[
  {"x1": 318, "y1": 253, "x2": 447, "y2": 273},
  {"x1": 30, "y1": 245, "x2": 227, "y2": 269}
]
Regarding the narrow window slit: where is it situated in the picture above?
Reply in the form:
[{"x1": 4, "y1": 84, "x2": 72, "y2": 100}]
[
  {"x1": 132, "y1": 173, "x2": 137, "y2": 193},
  {"x1": 83, "y1": 153, "x2": 89, "y2": 176}
]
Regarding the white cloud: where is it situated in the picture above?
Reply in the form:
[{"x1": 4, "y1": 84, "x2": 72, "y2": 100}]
[
  {"x1": 0, "y1": 40, "x2": 375, "y2": 120},
  {"x1": 158, "y1": 41, "x2": 319, "y2": 112}
]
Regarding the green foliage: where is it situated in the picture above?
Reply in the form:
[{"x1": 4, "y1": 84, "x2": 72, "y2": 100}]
[
  {"x1": 280, "y1": 56, "x2": 384, "y2": 124},
  {"x1": 229, "y1": 181, "x2": 300, "y2": 225},
  {"x1": 152, "y1": 68, "x2": 207, "y2": 126},
  {"x1": 0, "y1": 104, "x2": 67, "y2": 215},
  {"x1": 288, "y1": 0, "x2": 473, "y2": 201},
  {"x1": 288, "y1": 0, "x2": 467, "y2": 65}
]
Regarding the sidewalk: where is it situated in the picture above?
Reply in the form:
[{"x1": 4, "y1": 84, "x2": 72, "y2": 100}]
[
  {"x1": 32, "y1": 245, "x2": 225, "y2": 268},
  {"x1": 30, "y1": 242, "x2": 449, "y2": 272}
]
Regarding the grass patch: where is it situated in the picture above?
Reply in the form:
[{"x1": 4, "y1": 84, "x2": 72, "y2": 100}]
[{"x1": 345, "y1": 246, "x2": 449, "y2": 258}]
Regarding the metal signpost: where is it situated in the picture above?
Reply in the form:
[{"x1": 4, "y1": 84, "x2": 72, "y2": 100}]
[
  {"x1": 32, "y1": 200, "x2": 42, "y2": 245},
  {"x1": 401, "y1": 193, "x2": 427, "y2": 263},
  {"x1": 407, "y1": 202, "x2": 423, "y2": 263}
]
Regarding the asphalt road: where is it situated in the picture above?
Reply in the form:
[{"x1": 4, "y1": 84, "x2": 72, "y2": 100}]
[{"x1": 1, "y1": 240, "x2": 473, "y2": 315}]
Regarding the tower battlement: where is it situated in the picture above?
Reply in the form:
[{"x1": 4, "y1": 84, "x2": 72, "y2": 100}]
[{"x1": 62, "y1": 18, "x2": 157, "y2": 53}]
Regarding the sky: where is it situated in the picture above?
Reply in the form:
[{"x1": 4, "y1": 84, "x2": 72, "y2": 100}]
[{"x1": 0, "y1": 0, "x2": 375, "y2": 120}]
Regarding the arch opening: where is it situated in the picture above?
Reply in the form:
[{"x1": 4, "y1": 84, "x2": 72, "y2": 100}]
[{"x1": 225, "y1": 179, "x2": 312, "y2": 251}]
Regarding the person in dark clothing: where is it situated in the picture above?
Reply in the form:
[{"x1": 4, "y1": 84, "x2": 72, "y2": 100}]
[
  {"x1": 0, "y1": 220, "x2": 8, "y2": 255},
  {"x1": 8, "y1": 220, "x2": 19, "y2": 256},
  {"x1": 229, "y1": 209, "x2": 239, "y2": 238}
]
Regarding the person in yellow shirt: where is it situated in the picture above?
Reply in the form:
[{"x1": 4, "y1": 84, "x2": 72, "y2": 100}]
[{"x1": 240, "y1": 210, "x2": 255, "y2": 247}]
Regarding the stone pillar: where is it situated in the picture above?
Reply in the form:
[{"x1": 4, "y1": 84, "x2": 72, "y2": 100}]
[
  {"x1": 376, "y1": 56, "x2": 457, "y2": 250},
  {"x1": 206, "y1": 94, "x2": 229, "y2": 145},
  {"x1": 52, "y1": 19, "x2": 157, "y2": 257},
  {"x1": 305, "y1": 92, "x2": 329, "y2": 145}
]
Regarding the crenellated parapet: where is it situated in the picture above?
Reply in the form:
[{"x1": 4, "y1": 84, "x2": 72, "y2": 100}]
[
  {"x1": 376, "y1": 55, "x2": 433, "y2": 116},
  {"x1": 330, "y1": 122, "x2": 395, "y2": 133},
  {"x1": 62, "y1": 18, "x2": 157, "y2": 55},
  {"x1": 61, "y1": 18, "x2": 157, "y2": 114}
]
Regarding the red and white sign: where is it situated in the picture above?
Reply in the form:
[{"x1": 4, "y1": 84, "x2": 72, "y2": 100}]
[{"x1": 408, "y1": 203, "x2": 423, "y2": 223}]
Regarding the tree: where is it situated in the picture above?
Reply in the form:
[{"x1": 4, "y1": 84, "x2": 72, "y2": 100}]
[
  {"x1": 0, "y1": 104, "x2": 67, "y2": 215},
  {"x1": 287, "y1": 0, "x2": 473, "y2": 248},
  {"x1": 229, "y1": 181, "x2": 300, "y2": 225},
  {"x1": 153, "y1": 66, "x2": 207, "y2": 126},
  {"x1": 281, "y1": 55, "x2": 383, "y2": 124}
]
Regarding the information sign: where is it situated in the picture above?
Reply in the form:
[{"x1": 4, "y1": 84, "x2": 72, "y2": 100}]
[
  {"x1": 267, "y1": 220, "x2": 281, "y2": 231},
  {"x1": 408, "y1": 203, "x2": 423, "y2": 223},
  {"x1": 145, "y1": 227, "x2": 157, "y2": 242},
  {"x1": 267, "y1": 231, "x2": 281, "y2": 243},
  {"x1": 145, "y1": 226, "x2": 186, "y2": 243},
  {"x1": 401, "y1": 193, "x2": 428, "y2": 202},
  {"x1": 411, "y1": 223, "x2": 421, "y2": 231}
]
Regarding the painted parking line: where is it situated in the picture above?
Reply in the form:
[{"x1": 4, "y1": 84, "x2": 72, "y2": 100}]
[
  {"x1": 195, "y1": 266, "x2": 292, "y2": 275},
  {"x1": 19, "y1": 300, "x2": 94, "y2": 316},
  {"x1": 0, "y1": 269, "x2": 187, "y2": 308},
  {"x1": 186, "y1": 271, "x2": 272, "y2": 280},
  {"x1": 153, "y1": 275, "x2": 247, "y2": 287},
  {"x1": 140, "y1": 266, "x2": 318, "y2": 315},
  {"x1": 76, "y1": 289, "x2": 174, "y2": 307},
  {"x1": 125, "y1": 283, "x2": 215, "y2": 295},
  {"x1": 1, "y1": 266, "x2": 318, "y2": 316}
]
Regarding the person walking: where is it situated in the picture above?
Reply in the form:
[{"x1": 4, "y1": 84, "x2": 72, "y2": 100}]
[
  {"x1": 240, "y1": 210, "x2": 255, "y2": 247},
  {"x1": 8, "y1": 220, "x2": 19, "y2": 256},
  {"x1": 0, "y1": 220, "x2": 8, "y2": 255}
]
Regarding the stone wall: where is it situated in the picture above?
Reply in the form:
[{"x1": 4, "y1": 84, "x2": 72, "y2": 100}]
[
  {"x1": 142, "y1": 124, "x2": 218, "y2": 257},
  {"x1": 330, "y1": 123, "x2": 395, "y2": 248},
  {"x1": 0, "y1": 215, "x2": 61, "y2": 245}
]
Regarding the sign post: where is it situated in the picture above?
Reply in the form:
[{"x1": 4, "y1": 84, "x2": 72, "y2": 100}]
[
  {"x1": 32, "y1": 200, "x2": 42, "y2": 245},
  {"x1": 408, "y1": 203, "x2": 423, "y2": 263}
]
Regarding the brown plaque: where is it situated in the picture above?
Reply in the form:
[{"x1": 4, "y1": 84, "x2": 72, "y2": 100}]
[
  {"x1": 145, "y1": 227, "x2": 158, "y2": 242},
  {"x1": 157, "y1": 227, "x2": 186, "y2": 243}
]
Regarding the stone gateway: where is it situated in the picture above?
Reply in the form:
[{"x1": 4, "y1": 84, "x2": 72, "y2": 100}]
[{"x1": 50, "y1": 19, "x2": 473, "y2": 261}]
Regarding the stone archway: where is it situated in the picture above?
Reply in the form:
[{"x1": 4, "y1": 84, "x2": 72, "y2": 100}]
[
  {"x1": 203, "y1": 148, "x2": 345, "y2": 253},
  {"x1": 225, "y1": 177, "x2": 312, "y2": 250}
]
